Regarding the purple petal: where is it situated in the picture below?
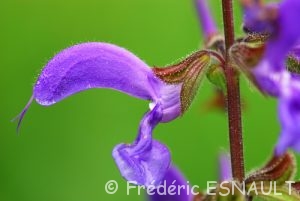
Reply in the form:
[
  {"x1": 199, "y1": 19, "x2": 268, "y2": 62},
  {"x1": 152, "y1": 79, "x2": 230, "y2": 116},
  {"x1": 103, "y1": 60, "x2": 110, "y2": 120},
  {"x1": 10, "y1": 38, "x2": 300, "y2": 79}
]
[
  {"x1": 252, "y1": 1, "x2": 300, "y2": 96},
  {"x1": 33, "y1": 42, "x2": 182, "y2": 122},
  {"x1": 34, "y1": 42, "x2": 159, "y2": 105},
  {"x1": 264, "y1": 0, "x2": 300, "y2": 70},
  {"x1": 248, "y1": 0, "x2": 300, "y2": 90},
  {"x1": 112, "y1": 104, "x2": 171, "y2": 186},
  {"x1": 276, "y1": 75, "x2": 300, "y2": 155},
  {"x1": 252, "y1": 60, "x2": 282, "y2": 97},
  {"x1": 195, "y1": 0, "x2": 218, "y2": 40},
  {"x1": 289, "y1": 44, "x2": 300, "y2": 60},
  {"x1": 243, "y1": 2, "x2": 278, "y2": 34},
  {"x1": 16, "y1": 42, "x2": 183, "y2": 131},
  {"x1": 147, "y1": 165, "x2": 193, "y2": 201},
  {"x1": 219, "y1": 153, "x2": 232, "y2": 182},
  {"x1": 156, "y1": 84, "x2": 182, "y2": 122}
]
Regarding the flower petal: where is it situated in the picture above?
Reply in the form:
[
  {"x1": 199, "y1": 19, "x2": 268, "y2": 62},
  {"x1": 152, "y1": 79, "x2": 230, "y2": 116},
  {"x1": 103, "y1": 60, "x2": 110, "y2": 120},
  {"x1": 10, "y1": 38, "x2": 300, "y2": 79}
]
[
  {"x1": 243, "y1": 1, "x2": 278, "y2": 34},
  {"x1": 246, "y1": 0, "x2": 300, "y2": 92},
  {"x1": 276, "y1": 75, "x2": 300, "y2": 155},
  {"x1": 195, "y1": 0, "x2": 218, "y2": 40},
  {"x1": 112, "y1": 104, "x2": 171, "y2": 186},
  {"x1": 15, "y1": 42, "x2": 183, "y2": 131},
  {"x1": 290, "y1": 44, "x2": 300, "y2": 57},
  {"x1": 33, "y1": 42, "x2": 183, "y2": 122},
  {"x1": 154, "y1": 84, "x2": 182, "y2": 122},
  {"x1": 264, "y1": 0, "x2": 300, "y2": 71},
  {"x1": 219, "y1": 153, "x2": 232, "y2": 182},
  {"x1": 34, "y1": 42, "x2": 159, "y2": 105},
  {"x1": 147, "y1": 165, "x2": 193, "y2": 201},
  {"x1": 252, "y1": 60, "x2": 282, "y2": 96}
]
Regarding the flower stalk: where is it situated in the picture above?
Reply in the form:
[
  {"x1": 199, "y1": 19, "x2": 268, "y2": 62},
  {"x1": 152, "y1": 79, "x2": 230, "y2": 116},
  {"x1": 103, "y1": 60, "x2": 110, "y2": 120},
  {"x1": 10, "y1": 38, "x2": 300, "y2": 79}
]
[{"x1": 221, "y1": 0, "x2": 245, "y2": 182}]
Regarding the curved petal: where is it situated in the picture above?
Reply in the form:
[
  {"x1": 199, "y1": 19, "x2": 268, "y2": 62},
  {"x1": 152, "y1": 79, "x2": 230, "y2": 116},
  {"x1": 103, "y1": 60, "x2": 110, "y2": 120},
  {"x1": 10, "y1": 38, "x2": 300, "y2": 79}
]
[
  {"x1": 147, "y1": 165, "x2": 193, "y2": 201},
  {"x1": 112, "y1": 104, "x2": 171, "y2": 186},
  {"x1": 15, "y1": 42, "x2": 183, "y2": 131},
  {"x1": 33, "y1": 42, "x2": 183, "y2": 122},
  {"x1": 34, "y1": 42, "x2": 159, "y2": 105}
]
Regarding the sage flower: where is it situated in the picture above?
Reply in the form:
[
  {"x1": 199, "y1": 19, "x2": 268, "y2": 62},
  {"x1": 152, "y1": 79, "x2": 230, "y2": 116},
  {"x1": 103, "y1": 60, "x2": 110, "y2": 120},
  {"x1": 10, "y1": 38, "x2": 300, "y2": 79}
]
[
  {"x1": 195, "y1": 0, "x2": 218, "y2": 40},
  {"x1": 14, "y1": 0, "x2": 222, "y2": 186},
  {"x1": 242, "y1": 0, "x2": 300, "y2": 155},
  {"x1": 16, "y1": 42, "x2": 214, "y2": 186}
]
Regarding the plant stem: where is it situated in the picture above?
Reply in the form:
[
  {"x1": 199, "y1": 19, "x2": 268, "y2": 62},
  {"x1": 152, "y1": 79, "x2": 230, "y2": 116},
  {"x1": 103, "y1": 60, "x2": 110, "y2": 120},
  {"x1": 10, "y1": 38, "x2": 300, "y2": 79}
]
[{"x1": 221, "y1": 0, "x2": 245, "y2": 182}]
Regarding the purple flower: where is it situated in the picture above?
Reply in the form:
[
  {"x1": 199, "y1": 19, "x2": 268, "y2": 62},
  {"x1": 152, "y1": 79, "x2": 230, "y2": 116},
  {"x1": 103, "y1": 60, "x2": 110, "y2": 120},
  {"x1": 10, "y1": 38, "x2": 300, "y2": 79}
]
[
  {"x1": 243, "y1": 0, "x2": 300, "y2": 155},
  {"x1": 146, "y1": 165, "x2": 193, "y2": 201},
  {"x1": 195, "y1": 0, "x2": 218, "y2": 40},
  {"x1": 243, "y1": 0, "x2": 278, "y2": 34},
  {"x1": 16, "y1": 42, "x2": 184, "y2": 186},
  {"x1": 219, "y1": 153, "x2": 232, "y2": 182},
  {"x1": 277, "y1": 74, "x2": 300, "y2": 154}
]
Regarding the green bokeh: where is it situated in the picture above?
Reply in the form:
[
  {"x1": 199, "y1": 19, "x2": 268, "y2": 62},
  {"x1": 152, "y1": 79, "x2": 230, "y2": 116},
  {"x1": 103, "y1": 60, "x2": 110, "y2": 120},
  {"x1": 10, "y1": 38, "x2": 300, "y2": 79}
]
[{"x1": 0, "y1": 0, "x2": 296, "y2": 201}]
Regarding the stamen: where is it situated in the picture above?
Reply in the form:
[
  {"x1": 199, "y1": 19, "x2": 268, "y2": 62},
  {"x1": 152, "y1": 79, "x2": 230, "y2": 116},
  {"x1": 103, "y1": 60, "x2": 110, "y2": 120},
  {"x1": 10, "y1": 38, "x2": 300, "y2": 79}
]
[{"x1": 11, "y1": 95, "x2": 34, "y2": 134}]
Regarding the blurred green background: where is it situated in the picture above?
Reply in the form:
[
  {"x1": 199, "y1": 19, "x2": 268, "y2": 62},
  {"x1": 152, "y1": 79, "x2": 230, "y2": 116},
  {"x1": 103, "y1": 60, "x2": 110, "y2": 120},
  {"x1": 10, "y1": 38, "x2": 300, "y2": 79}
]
[{"x1": 0, "y1": 0, "x2": 293, "y2": 200}]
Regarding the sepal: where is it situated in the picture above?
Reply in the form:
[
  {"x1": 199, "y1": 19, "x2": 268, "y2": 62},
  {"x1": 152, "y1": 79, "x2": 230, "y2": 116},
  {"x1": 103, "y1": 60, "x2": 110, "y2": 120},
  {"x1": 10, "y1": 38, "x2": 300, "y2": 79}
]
[
  {"x1": 230, "y1": 36, "x2": 268, "y2": 94},
  {"x1": 153, "y1": 50, "x2": 222, "y2": 114},
  {"x1": 286, "y1": 55, "x2": 300, "y2": 74},
  {"x1": 245, "y1": 152, "x2": 296, "y2": 186}
]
